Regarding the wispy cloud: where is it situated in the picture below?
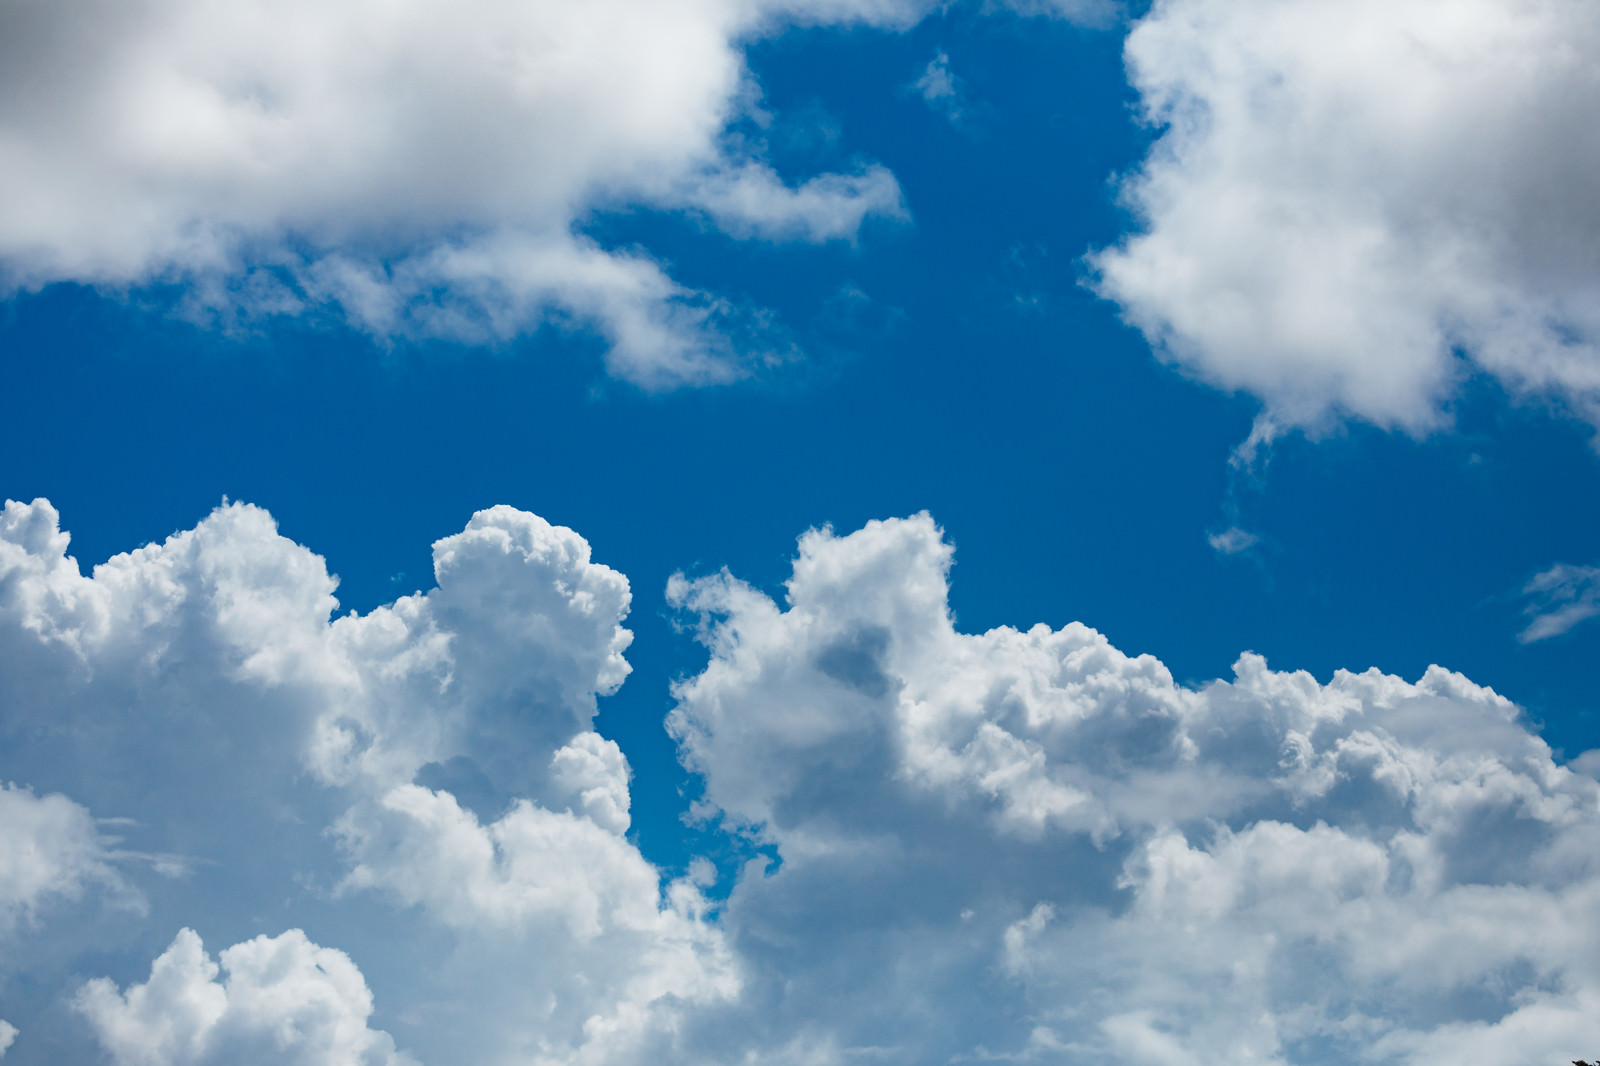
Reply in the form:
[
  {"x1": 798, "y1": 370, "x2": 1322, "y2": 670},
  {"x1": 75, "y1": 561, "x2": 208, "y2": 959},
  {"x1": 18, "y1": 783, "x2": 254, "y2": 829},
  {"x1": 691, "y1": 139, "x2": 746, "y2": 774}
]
[
  {"x1": 1519, "y1": 562, "x2": 1600, "y2": 642},
  {"x1": 1206, "y1": 526, "x2": 1260, "y2": 555},
  {"x1": 912, "y1": 50, "x2": 967, "y2": 124}
]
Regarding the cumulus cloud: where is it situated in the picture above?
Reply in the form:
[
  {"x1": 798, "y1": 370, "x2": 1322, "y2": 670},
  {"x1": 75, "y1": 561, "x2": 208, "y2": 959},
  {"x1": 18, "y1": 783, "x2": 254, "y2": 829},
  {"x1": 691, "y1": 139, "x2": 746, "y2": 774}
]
[
  {"x1": 11, "y1": 497, "x2": 1599, "y2": 1063},
  {"x1": 0, "y1": 0, "x2": 923, "y2": 385},
  {"x1": 668, "y1": 513, "x2": 1600, "y2": 1063},
  {"x1": 1092, "y1": 0, "x2": 1600, "y2": 436},
  {"x1": 77, "y1": 928, "x2": 412, "y2": 1066},
  {"x1": 1519, "y1": 562, "x2": 1600, "y2": 643},
  {"x1": 0, "y1": 497, "x2": 730, "y2": 1066},
  {"x1": 0, "y1": 1021, "x2": 14, "y2": 1058}
]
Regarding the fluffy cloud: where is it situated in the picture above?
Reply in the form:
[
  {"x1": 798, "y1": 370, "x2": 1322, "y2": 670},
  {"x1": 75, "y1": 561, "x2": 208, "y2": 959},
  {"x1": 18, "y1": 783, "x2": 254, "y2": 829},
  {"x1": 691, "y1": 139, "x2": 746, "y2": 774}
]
[
  {"x1": 1093, "y1": 0, "x2": 1600, "y2": 436},
  {"x1": 0, "y1": 784, "x2": 119, "y2": 934},
  {"x1": 668, "y1": 514, "x2": 1600, "y2": 1063},
  {"x1": 77, "y1": 928, "x2": 412, "y2": 1066},
  {"x1": 10, "y1": 497, "x2": 1599, "y2": 1063},
  {"x1": 0, "y1": 498, "x2": 729, "y2": 1066},
  {"x1": 0, "y1": 0, "x2": 920, "y2": 385}
]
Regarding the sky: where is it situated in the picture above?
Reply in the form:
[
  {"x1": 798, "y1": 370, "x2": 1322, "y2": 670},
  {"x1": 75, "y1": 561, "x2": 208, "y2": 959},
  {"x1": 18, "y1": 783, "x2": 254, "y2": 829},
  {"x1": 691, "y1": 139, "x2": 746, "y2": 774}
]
[{"x1": 2, "y1": 1, "x2": 1600, "y2": 1064}]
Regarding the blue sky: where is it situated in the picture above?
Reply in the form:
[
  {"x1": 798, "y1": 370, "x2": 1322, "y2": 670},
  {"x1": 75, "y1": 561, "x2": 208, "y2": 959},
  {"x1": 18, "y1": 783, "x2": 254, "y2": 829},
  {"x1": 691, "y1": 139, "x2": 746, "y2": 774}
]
[{"x1": 3, "y1": 2, "x2": 1600, "y2": 1064}]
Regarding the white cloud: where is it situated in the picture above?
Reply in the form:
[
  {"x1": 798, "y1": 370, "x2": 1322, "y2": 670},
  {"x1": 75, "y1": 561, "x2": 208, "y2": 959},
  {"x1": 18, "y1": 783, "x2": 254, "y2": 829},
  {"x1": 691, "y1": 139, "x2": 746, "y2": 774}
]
[
  {"x1": 994, "y1": 0, "x2": 1121, "y2": 24},
  {"x1": 915, "y1": 51, "x2": 959, "y2": 104},
  {"x1": 76, "y1": 928, "x2": 413, "y2": 1066},
  {"x1": 668, "y1": 513, "x2": 1600, "y2": 1063},
  {"x1": 550, "y1": 731, "x2": 635, "y2": 836},
  {"x1": 335, "y1": 772, "x2": 684, "y2": 942},
  {"x1": 0, "y1": 1020, "x2": 15, "y2": 1058},
  {"x1": 0, "y1": 784, "x2": 119, "y2": 934},
  {"x1": 912, "y1": 51, "x2": 965, "y2": 124},
  {"x1": 0, "y1": 0, "x2": 920, "y2": 385},
  {"x1": 1206, "y1": 525, "x2": 1258, "y2": 555},
  {"x1": 1092, "y1": 0, "x2": 1600, "y2": 436},
  {"x1": 0, "y1": 497, "x2": 730, "y2": 1066},
  {"x1": 685, "y1": 164, "x2": 906, "y2": 244},
  {"x1": 1520, "y1": 562, "x2": 1600, "y2": 643},
  {"x1": 12, "y1": 498, "x2": 1600, "y2": 1064}
]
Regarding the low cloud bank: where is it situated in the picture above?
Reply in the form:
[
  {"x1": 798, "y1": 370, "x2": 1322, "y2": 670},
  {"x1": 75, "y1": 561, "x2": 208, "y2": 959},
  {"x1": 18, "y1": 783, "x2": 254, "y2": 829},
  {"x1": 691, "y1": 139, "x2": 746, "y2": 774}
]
[{"x1": 2, "y1": 501, "x2": 1596, "y2": 1063}]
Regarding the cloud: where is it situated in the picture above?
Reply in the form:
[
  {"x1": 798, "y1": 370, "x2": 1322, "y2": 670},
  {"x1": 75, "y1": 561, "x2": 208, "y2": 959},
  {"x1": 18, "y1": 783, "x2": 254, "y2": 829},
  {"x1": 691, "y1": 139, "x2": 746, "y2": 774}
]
[
  {"x1": 0, "y1": 0, "x2": 920, "y2": 386},
  {"x1": 0, "y1": 497, "x2": 730, "y2": 1066},
  {"x1": 0, "y1": 784, "x2": 120, "y2": 935},
  {"x1": 993, "y1": 0, "x2": 1122, "y2": 25},
  {"x1": 1519, "y1": 562, "x2": 1600, "y2": 642},
  {"x1": 77, "y1": 928, "x2": 413, "y2": 1066},
  {"x1": 1206, "y1": 525, "x2": 1258, "y2": 555},
  {"x1": 668, "y1": 513, "x2": 1600, "y2": 1063},
  {"x1": 912, "y1": 51, "x2": 966, "y2": 123},
  {"x1": 685, "y1": 164, "x2": 906, "y2": 244},
  {"x1": 1092, "y1": 0, "x2": 1600, "y2": 436},
  {"x1": 0, "y1": 1021, "x2": 14, "y2": 1058},
  {"x1": 11, "y1": 498, "x2": 1599, "y2": 1063}
]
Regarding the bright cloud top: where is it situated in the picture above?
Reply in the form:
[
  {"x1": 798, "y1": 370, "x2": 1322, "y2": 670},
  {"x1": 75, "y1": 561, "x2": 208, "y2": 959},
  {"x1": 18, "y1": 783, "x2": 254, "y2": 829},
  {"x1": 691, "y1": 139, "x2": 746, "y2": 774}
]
[
  {"x1": 3, "y1": 501, "x2": 1598, "y2": 1063},
  {"x1": 0, "y1": 0, "x2": 921, "y2": 386},
  {"x1": 1094, "y1": 0, "x2": 1600, "y2": 436}
]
